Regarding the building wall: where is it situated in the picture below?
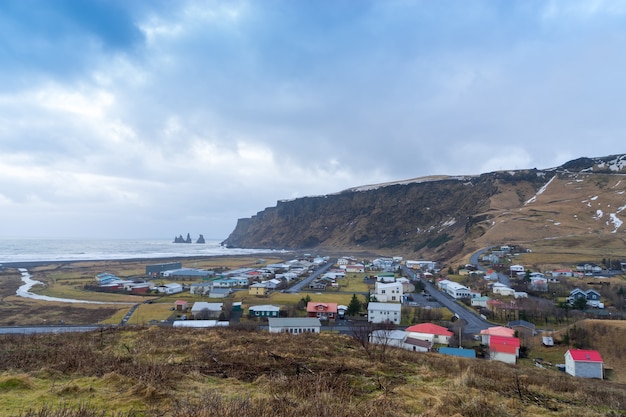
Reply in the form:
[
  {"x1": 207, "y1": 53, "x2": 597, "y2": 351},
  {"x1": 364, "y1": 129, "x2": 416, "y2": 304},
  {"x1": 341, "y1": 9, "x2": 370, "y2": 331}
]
[
  {"x1": 269, "y1": 326, "x2": 320, "y2": 334},
  {"x1": 249, "y1": 286, "x2": 267, "y2": 296},
  {"x1": 368, "y1": 309, "x2": 401, "y2": 324},
  {"x1": 490, "y1": 351, "x2": 516, "y2": 364},
  {"x1": 569, "y1": 361, "x2": 603, "y2": 378}
]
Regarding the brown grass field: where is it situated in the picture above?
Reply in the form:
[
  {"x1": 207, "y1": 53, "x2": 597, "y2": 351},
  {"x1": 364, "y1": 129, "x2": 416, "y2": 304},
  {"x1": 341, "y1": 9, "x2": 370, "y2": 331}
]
[{"x1": 0, "y1": 326, "x2": 625, "y2": 417}]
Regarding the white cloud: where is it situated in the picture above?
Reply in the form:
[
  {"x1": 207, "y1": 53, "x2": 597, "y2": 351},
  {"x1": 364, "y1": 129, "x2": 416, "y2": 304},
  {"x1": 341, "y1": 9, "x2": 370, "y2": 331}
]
[{"x1": 1, "y1": 1, "x2": 626, "y2": 239}]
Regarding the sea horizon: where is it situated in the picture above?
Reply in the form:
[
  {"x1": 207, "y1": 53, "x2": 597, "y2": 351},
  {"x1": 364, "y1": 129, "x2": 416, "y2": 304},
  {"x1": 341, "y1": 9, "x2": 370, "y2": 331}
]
[{"x1": 0, "y1": 237, "x2": 279, "y2": 264}]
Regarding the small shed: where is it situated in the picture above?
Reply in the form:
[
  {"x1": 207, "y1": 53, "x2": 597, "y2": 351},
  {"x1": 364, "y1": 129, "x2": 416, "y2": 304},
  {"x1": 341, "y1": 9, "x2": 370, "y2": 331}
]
[
  {"x1": 174, "y1": 300, "x2": 188, "y2": 311},
  {"x1": 565, "y1": 349, "x2": 604, "y2": 379}
]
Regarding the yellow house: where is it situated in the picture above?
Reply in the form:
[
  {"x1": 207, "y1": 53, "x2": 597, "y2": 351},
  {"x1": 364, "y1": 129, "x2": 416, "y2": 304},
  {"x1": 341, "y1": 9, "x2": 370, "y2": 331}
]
[{"x1": 249, "y1": 283, "x2": 269, "y2": 296}]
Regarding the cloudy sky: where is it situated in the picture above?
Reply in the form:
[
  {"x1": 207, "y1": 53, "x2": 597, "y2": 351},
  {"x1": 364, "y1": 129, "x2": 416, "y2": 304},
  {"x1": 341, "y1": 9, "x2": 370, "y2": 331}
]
[{"x1": 1, "y1": 0, "x2": 625, "y2": 240}]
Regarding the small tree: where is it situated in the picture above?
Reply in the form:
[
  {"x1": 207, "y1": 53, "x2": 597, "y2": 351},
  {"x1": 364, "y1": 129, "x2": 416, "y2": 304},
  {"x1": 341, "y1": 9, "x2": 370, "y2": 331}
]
[
  {"x1": 573, "y1": 296, "x2": 588, "y2": 311},
  {"x1": 346, "y1": 293, "x2": 362, "y2": 316}
]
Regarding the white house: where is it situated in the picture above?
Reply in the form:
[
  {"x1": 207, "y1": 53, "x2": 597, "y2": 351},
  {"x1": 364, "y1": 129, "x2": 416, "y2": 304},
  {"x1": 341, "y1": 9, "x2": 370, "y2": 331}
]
[
  {"x1": 369, "y1": 329, "x2": 431, "y2": 352},
  {"x1": 367, "y1": 302, "x2": 401, "y2": 324},
  {"x1": 249, "y1": 304, "x2": 281, "y2": 318},
  {"x1": 371, "y1": 281, "x2": 403, "y2": 303},
  {"x1": 157, "y1": 283, "x2": 183, "y2": 294},
  {"x1": 437, "y1": 280, "x2": 470, "y2": 299},
  {"x1": 268, "y1": 317, "x2": 321, "y2": 334},
  {"x1": 191, "y1": 302, "x2": 223, "y2": 318},
  {"x1": 489, "y1": 336, "x2": 520, "y2": 364},
  {"x1": 471, "y1": 296, "x2": 491, "y2": 308},
  {"x1": 396, "y1": 277, "x2": 415, "y2": 293},
  {"x1": 492, "y1": 283, "x2": 515, "y2": 297},
  {"x1": 565, "y1": 349, "x2": 604, "y2": 379},
  {"x1": 173, "y1": 320, "x2": 229, "y2": 328},
  {"x1": 346, "y1": 263, "x2": 365, "y2": 273},
  {"x1": 510, "y1": 264, "x2": 525, "y2": 274}
]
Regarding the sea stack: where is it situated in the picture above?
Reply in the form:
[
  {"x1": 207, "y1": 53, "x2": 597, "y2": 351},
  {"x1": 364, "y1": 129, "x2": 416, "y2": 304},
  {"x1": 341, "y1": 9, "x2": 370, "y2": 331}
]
[{"x1": 196, "y1": 234, "x2": 206, "y2": 244}]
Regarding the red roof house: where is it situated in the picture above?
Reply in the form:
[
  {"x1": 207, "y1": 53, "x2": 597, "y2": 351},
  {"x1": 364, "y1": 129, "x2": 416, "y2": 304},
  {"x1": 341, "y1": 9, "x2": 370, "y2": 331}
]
[
  {"x1": 480, "y1": 326, "x2": 515, "y2": 345},
  {"x1": 488, "y1": 335, "x2": 520, "y2": 364},
  {"x1": 565, "y1": 349, "x2": 604, "y2": 379},
  {"x1": 306, "y1": 302, "x2": 338, "y2": 320},
  {"x1": 405, "y1": 323, "x2": 454, "y2": 345}
]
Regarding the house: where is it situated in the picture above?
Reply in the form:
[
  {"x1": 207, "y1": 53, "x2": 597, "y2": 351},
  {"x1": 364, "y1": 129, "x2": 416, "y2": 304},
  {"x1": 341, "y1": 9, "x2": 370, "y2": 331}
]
[
  {"x1": 308, "y1": 281, "x2": 327, "y2": 290},
  {"x1": 174, "y1": 300, "x2": 188, "y2": 311},
  {"x1": 439, "y1": 347, "x2": 476, "y2": 359},
  {"x1": 492, "y1": 284, "x2": 515, "y2": 297},
  {"x1": 371, "y1": 281, "x2": 403, "y2": 302},
  {"x1": 368, "y1": 330, "x2": 432, "y2": 352},
  {"x1": 405, "y1": 323, "x2": 453, "y2": 345},
  {"x1": 208, "y1": 287, "x2": 233, "y2": 298},
  {"x1": 306, "y1": 302, "x2": 338, "y2": 320},
  {"x1": 172, "y1": 320, "x2": 229, "y2": 328},
  {"x1": 396, "y1": 277, "x2": 415, "y2": 293},
  {"x1": 404, "y1": 337, "x2": 432, "y2": 352},
  {"x1": 163, "y1": 268, "x2": 214, "y2": 279},
  {"x1": 565, "y1": 349, "x2": 604, "y2": 379},
  {"x1": 568, "y1": 288, "x2": 603, "y2": 308},
  {"x1": 507, "y1": 320, "x2": 536, "y2": 337},
  {"x1": 190, "y1": 302, "x2": 223, "y2": 319},
  {"x1": 471, "y1": 296, "x2": 491, "y2": 308},
  {"x1": 576, "y1": 263, "x2": 603, "y2": 274},
  {"x1": 249, "y1": 304, "x2": 281, "y2": 318},
  {"x1": 369, "y1": 329, "x2": 407, "y2": 349},
  {"x1": 367, "y1": 302, "x2": 401, "y2": 324},
  {"x1": 551, "y1": 269, "x2": 573, "y2": 278},
  {"x1": 437, "y1": 280, "x2": 470, "y2": 299},
  {"x1": 484, "y1": 270, "x2": 499, "y2": 281},
  {"x1": 510, "y1": 265, "x2": 525, "y2": 274},
  {"x1": 146, "y1": 262, "x2": 182, "y2": 277},
  {"x1": 345, "y1": 263, "x2": 365, "y2": 273},
  {"x1": 157, "y1": 283, "x2": 183, "y2": 294},
  {"x1": 189, "y1": 282, "x2": 212, "y2": 296},
  {"x1": 489, "y1": 336, "x2": 520, "y2": 364},
  {"x1": 268, "y1": 317, "x2": 321, "y2": 334},
  {"x1": 480, "y1": 326, "x2": 515, "y2": 346},
  {"x1": 249, "y1": 282, "x2": 269, "y2": 296},
  {"x1": 375, "y1": 272, "x2": 396, "y2": 283}
]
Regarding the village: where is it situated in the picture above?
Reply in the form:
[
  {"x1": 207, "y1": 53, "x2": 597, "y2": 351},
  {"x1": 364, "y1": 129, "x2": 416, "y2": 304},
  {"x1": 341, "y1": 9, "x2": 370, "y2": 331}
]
[{"x1": 89, "y1": 245, "x2": 626, "y2": 381}]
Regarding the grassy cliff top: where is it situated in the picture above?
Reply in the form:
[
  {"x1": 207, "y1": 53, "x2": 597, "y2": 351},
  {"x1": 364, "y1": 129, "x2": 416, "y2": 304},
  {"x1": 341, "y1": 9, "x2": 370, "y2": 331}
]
[{"x1": 1, "y1": 326, "x2": 625, "y2": 416}]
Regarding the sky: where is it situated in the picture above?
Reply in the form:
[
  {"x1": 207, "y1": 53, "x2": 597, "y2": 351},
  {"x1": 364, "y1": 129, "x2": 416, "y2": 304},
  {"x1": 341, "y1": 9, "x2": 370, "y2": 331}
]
[{"x1": 1, "y1": 0, "x2": 625, "y2": 240}]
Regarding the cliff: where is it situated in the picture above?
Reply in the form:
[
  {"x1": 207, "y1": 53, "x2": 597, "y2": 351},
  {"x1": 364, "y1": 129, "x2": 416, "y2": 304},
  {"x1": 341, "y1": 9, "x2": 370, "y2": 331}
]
[{"x1": 222, "y1": 154, "x2": 626, "y2": 260}]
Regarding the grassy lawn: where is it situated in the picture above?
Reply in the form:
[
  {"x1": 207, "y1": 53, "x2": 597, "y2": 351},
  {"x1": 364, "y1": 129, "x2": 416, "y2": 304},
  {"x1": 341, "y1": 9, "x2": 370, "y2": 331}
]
[{"x1": 31, "y1": 282, "x2": 150, "y2": 303}]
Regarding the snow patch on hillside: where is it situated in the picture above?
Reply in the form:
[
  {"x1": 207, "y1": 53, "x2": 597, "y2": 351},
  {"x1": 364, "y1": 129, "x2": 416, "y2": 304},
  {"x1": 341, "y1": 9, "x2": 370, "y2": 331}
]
[
  {"x1": 525, "y1": 176, "x2": 556, "y2": 205},
  {"x1": 609, "y1": 214, "x2": 623, "y2": 233},
  {"x1": 341, "y1": 175, "x2": 477, "y2": 193}
]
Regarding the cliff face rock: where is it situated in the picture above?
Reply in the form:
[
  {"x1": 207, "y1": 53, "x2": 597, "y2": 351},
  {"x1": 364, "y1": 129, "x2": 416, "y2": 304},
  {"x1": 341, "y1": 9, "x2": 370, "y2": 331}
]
[{"x1": 222, "y1": 154, "x2": 626, "y2": 260}]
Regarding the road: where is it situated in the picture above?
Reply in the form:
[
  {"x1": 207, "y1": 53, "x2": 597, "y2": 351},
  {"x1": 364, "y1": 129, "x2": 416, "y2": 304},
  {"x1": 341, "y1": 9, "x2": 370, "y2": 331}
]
[
  {"x1": 401, "y1": 265, "x2": 491, "y2": 334},
  {"x1": 284, "y1": 260, "x2": 336, "y2": 293},
  {"x1": 469, "y1": 246, "x2": 511, "y2": 286}
]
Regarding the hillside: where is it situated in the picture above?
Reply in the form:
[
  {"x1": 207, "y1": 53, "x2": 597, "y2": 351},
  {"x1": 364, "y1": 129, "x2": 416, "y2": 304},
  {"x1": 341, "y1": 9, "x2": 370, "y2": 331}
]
[
  {"x1": 1, "y1": 326, "x2": 625, "y2": 416},
  {"x1": 222, "y1": 154, "x2": 626, "y2": 261}
]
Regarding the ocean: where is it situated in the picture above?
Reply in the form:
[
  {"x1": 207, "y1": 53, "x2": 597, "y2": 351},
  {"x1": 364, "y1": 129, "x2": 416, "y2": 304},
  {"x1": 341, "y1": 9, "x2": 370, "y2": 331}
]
[{"x1": 0, "y1": 238, "x2": 275, "y2": 264}]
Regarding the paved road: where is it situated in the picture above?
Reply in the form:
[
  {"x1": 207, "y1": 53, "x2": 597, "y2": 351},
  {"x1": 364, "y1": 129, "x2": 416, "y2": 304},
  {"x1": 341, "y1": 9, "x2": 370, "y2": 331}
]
[
  {"x1": 285, "y1": 260, "x2": 336, "y2": 293},
  {"x1": 402, "y1": 265, "x2": 490, "y2": 334},
  {"x1": 469, "y1": 246, "x2": 510, "y2": 286}
]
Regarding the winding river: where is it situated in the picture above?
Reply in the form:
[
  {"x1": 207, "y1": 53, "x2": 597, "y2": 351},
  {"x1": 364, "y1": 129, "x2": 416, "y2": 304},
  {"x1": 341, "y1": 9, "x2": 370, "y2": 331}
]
[{"x1": 17, "y1": 268, "x2": 134, "y2": 305}]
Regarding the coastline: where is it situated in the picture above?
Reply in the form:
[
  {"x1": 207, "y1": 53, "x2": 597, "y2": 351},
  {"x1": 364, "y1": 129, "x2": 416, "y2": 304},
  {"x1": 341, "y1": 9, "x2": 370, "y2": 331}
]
[{"x1": 1, "y1": 251, "x2": 287, "y2": 269}]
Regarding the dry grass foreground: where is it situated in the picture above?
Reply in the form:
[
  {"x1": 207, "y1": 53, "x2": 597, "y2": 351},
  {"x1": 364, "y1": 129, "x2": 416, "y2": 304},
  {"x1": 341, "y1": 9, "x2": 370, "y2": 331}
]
[{"x1": 1, "y1": 327, "x2": 625, "y2": 417}]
